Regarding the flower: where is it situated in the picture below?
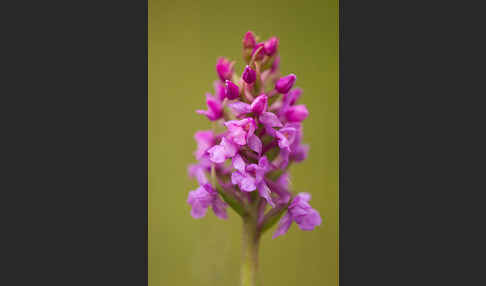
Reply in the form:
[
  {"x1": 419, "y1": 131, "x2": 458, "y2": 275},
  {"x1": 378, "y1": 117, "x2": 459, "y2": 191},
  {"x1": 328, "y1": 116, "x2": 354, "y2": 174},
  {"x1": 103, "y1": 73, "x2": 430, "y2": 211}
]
[
  {"x1": 242, "y1": 65, "x2": 257, "y2": 84},
  {"x1": 275, "y1": 126, "x2": 297, "y2": 151},
  {"x1": 187, "y1": 183, "x2": 228, "y2": 219},
  {"x1": 284, "y1": 104, "x2": 309, "y2": 122},
  {"x1": 250, "y1": 94, "x2": 267, "y2": 115},
  {"x1": 196, "y1": 93, "x2": 223, "y2": 121},
  {"x1": 187, "y1": 31, "x2": 319, "y2": 241},
  {"x1": 225, "y1": 80, "x2": 240, "y2": 100},
  {"x1": 216, "y1": 57, "x2": 234, "y2": 82},
  {"x1": 264, "y1": 37, "x2": 278, "y2": 56},
  {"x1": 273, "y1": 193, "x2": 322, "y2": 238},
  {"x1": 275, "y1": 74, "x2": 297, "y2": 94},
  {"x1": 231, "y1": 155, "x2": 275, "y2": 206},
  {"x1": 243, "y1": 31, "x2": 256, "y2": 49},
  {"x1": 207, "y1": 137, "x2": 238, "y2": 164},
  {"x1": 224, "y1": 118, "x2": 256, "y2": 146}
]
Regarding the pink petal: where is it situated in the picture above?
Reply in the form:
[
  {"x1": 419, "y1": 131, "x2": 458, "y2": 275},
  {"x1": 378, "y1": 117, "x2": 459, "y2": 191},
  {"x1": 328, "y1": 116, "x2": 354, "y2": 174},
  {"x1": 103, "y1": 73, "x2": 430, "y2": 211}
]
[
  {"x1": 272, "y1": 212, "x2": 292, "y2": 238},
  {"x1": 297, "y1": 192, "x2": 312, "y2": 203},
  {"x1": 259, "y1": 112, "x2": 283, "y2": 128},
  {"x1": 232, "y1": 154, "x2": 246, "y2": 172},
  {"x1": 258, "y1": 181, "x2": 275, "y2": 207},
  {"x1": 229, "y1": 101, "x2": 251, "y2": 117},
  {"x1": 211, "y1": 196, "x2": 228, "y2": 220},
  {"x1": 240, "y1": 176, "x2": 256, "y2": 192},
  {"x1": 207, "y1": 145, "x2": 226, "y2": 163},
  {"x1": 221, "y1": 137, "x2": 238, "y2": 157},
  {"x1": 231, "y1": 171, "x2": 244, "y2": 185},
  {"x1": 247, "y1": 134, "x2": 262, "y2": 154}
]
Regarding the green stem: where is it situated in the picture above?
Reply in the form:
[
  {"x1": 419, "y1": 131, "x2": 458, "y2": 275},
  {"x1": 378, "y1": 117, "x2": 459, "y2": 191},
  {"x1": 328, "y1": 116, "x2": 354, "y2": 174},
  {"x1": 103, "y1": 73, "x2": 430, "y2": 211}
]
[{"x1": 241, "y1": 216, "x2": 260, "y2": 286}]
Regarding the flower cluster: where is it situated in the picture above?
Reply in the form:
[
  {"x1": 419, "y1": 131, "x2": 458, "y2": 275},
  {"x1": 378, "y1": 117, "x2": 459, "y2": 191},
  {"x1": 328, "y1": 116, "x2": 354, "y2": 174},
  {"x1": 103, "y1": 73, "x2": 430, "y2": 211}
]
[{"x1": 187, "y1": 31, "x2": 321, "y2": 238}]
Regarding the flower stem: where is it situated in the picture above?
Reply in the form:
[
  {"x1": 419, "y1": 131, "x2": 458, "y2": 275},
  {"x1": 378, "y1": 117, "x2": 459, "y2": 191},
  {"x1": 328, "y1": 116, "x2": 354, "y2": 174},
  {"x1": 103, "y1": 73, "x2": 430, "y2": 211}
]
[{"x1": 241, "y1": 216, "x2": 260, "y2": 286}]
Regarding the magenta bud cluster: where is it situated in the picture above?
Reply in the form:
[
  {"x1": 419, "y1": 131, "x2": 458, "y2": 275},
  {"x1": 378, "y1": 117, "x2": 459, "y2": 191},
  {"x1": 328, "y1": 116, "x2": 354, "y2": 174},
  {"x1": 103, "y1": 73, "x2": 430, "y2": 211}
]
[{"x1": 189, "y1": 31, "x2": 321, "y2": 239}]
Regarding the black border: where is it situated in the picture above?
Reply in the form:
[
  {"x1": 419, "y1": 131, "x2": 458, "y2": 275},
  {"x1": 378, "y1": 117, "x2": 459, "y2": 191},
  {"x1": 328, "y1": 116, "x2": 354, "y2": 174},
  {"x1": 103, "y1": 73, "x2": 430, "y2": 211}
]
[
  {"x1": 338, "y1": 0, "x2": 475, "y2": 284},
  {"x1": 5, "y1": 0, "x2": 149, "y2": 285}
]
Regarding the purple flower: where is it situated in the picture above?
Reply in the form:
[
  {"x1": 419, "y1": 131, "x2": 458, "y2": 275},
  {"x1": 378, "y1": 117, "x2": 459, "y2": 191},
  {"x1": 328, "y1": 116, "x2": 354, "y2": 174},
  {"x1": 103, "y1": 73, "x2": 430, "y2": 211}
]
[
  {"x1": 196, "y1": 93, "x2": 223, "y2": 121},
  {"x1": 259, "y1": 123, "x2": 297, "y2": 169},
  {"x1": 193, "y1": 130, "x2": 215, "y2": 160},
  {"x1": 187, "y1": 31, "x2": 319, "y2": 241},
  {"x1": 275, "y1": 126, "x2": 297, "y2": 151},
  {"x1": 285, "y1": 104, "x2": 309, "y2": 122},
  {"x1": 264, "y1": 37, "x2": 278, "y2": 56},
  {"x1": 273, "y1": 192, "x2": 322, "y2": 238},
  {"x1": 242, "y1": 31, "x2": 256, "y2": 49},
  {"x1": 187, "y1": 183, "x2": 228, "y2": 219},
  {"x1": 207, "y1": 137, "x2": 238, "y2": 164},
  {"x1": 242, "y1": 65, "x2": 257, "y2": 84},
  {"x1": 231, "y1": 156, "x2": 275, "y2": 207},
  {"x1": 224, "y1": 118, "x2": 256, "y2": 146},
  {"x1": 290, "y1": 144, "x2": 309, "y2": 162},
  {"x1": 250, "y1": 94, "x2": 268, "y2": 115},
  {"x1": 225, "y1": 80, "x2": 240, "y2": 100},
  {"x1": 275, "y1": 74, "x2": 297, "y2": 94},
  {"x1": 216, "y1": 57, "x2": 234, "y2": 82},
  {"x1": 265, "y1": 125, "x2": 298, "y2": 169}
]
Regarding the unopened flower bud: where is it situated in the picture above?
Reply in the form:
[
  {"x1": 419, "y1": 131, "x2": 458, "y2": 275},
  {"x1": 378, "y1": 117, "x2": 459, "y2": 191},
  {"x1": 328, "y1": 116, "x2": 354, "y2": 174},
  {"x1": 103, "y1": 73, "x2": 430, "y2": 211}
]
[
  {"x1": 275, "y1": 73, "x2": 296, "y2": 94},
  {"x1": 242, "y1": 65, "x2": 256, "y2": 84},
  {"x1": 224, "y1": 80, "x2": 240, "y2": 100},
  {"x1": 264, "y1": 37, "x2": 278, "y2": 56},
  {"x1": 243, "y1": 31, "x2": 256, "y2": 49},
  {"x1": 216, "y1": 57, "x2": 233, "y2": 82},
  {"x1": 285, "y1": 104, "x2": 309, "y2": 122}
]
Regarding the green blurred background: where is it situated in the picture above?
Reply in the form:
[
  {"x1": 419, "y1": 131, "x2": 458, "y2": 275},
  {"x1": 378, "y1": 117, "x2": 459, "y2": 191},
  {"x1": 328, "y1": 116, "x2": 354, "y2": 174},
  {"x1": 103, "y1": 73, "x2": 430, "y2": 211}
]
[{"x1": 149, "y1": 0, "x2": 338, "y2": 285}]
